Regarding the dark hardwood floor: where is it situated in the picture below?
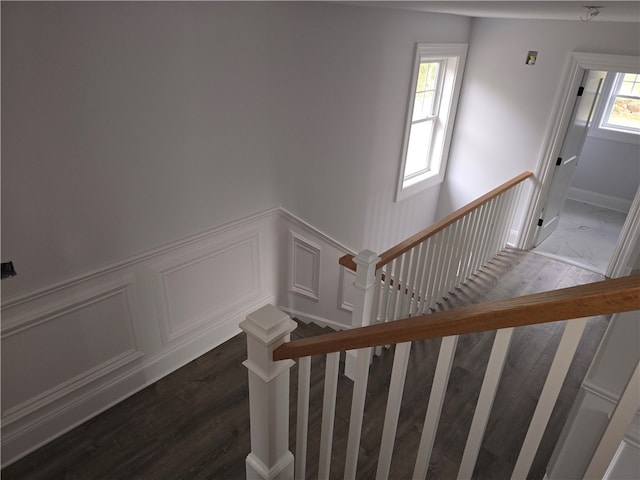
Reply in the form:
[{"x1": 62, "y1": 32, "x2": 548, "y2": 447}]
[{"x1": 2, "y1": 249, "x2": 608, "y2": 479}]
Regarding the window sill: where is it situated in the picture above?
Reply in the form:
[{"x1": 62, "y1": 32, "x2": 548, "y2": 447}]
[
  {"x1": 396, "y1": 171, "x2": 443, "y2": 202},
  {"x1": 588, "y1": 127, "x2": 640, "y2": 145}
]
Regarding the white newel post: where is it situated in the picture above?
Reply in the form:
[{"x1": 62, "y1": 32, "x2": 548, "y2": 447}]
[
  {"x1": 345, "y1": 250, "x2": 381, "y2": 380},
  {"x1": 241, "y1": 304, "x2": 297, "y2": 480}
]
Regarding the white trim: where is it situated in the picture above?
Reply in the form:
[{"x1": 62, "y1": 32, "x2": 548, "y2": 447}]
[
  {"x1": 338, "y1": 266, "x2": 356, "y2": 312},
  {"x1": 590, "y1": 72, "x2": 640, "y2": 144},
  {"x1": 2, "y1": 349, "x2": 144, "y2": 424},
  {"x1": 278, "y1": 306, "x2": 346, "y2": 332},
  {"x1": 567, "y1": 187, "x2": 632, "y2": 214},
  {"x1": 2, "y1": 293, "x2": 273, "y2": 467},
  {"x1": 278, "y1": 207, "x2": 357, "y2": 255},
  {"x1": 1, "y1": 277, "x2": 135, "y2": 337},
  {"x1": 396, "y1": 43, "x2": 468, "y2": 202},
  {"x1": 151, "y1": 231, "x2": 261, "y2": 343},
  {"x1": 1, "y1": 208, "x2": 281, "y2": 310},
  {"x1": 607, "y1": 185, "x2": 640, "y2": 278},
  {"x1": 2, "y1": 207, "x2": 356, "y2": 311},
  {"x1": 288, "y1": 232, "x2": 321, "y2": 302},
  {"x1": 521, "y1": 52, "x2": 640, "y2": 250}
]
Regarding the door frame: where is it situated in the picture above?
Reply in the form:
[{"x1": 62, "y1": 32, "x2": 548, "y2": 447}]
[{"x1": 520, "y1": 52, "x2": 640, "y2": 274}]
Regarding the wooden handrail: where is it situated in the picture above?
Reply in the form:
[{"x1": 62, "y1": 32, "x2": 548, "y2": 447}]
[
  {"x1": 338, "y1": 171, "x2": 534, "y2": 271},
  {"x1": 273, "y1": 274, "x2": 640, "y2": 360}
]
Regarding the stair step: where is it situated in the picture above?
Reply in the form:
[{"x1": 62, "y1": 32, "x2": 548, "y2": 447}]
[{"x1": 291, "y1": 319, "x2": 334, "y2": 340}]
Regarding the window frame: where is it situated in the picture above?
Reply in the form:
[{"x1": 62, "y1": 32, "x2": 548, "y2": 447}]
[
  {"x1": 589, "y1": 71, "x2": 640, "y2": 144},
  {"x1": 396, "y1": 43, "x2": 468, "y2": 202}
]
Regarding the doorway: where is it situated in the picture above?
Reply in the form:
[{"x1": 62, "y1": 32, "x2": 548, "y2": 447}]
[{"x1": 521, "y1": 52, "x2": 640, "y2": 277}]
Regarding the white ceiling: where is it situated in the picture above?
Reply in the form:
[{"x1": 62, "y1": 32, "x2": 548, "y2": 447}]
[{"x1": 341, "y1": 1, "x2": 640, "y2": 23}]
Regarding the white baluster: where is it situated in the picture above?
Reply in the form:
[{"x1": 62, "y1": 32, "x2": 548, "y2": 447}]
[
  {"x1": 344, "y1": 347, "x2": 374, "y2": 480},
  {"x1": 473, "y1": 203, "x2": 493, "y2": 273},
  {"x1": 416, "y1": 238, "x2": 434, "y2": 315},
  {"x1": 434, "y1": 227, "x2": 453, "y2": 305},
  {"x1": 241, "y1": 305, "x2": 297, "y2": 480},
  {"x1": 371, "y1": 268, "x2": 383, "y2": 325},
  {"x1": 413, "y1": 335, "x2": 459, "y2": 479},
  {"x1": 380, "y1": 261, "x2": 393, "y2": 323},
  {"x1": 458, "y1": 327, "x2": 514, "y2": 480},
  {"x1": 399, "y1": 249, "x2": 415, "y2": 318},
  {"x1": 498, "y1": 188, "x2": 517, "y2": 251},
  {"x1": 477, "y1": 198, "x2": 498, "y2": 268},
  {"x1": 443, "y1": 220, "x2": 463, "y2": 296},
  {"x1": 428, "y1": 234, "x2": 445, "y2": 311},
  {"x1": 403, "y1": 246, "x2": 421, "y2": 316},
  {"x1": 457, "y1": 214, "x2": 474, "y2": 284},
  {"x1": 490, "y1": 193, "x2": 506, "y2": 257},
  {"x1": 411, "y1": 241, "x2": 429, "y2": 316},
  {"x1": 318, "y1": 352, "x2": 340, "y2": 479},
  {"x1": 511, "y1": 319, "x2": 588, "y2": 479},
  {"x1": 376, "y1": 341, "x2": 412, "y2": 479},
  {"x1": 503, "y1": 184, "x2": 523, "y2": 248},
  {"x1": 295, "y1": 356, "x2": 311, "y2": 480},
  {"x1": 388, "y1": 256, "x2": 404, "y2": 320},
  {"x1": 419, "y1": 238, "x2": 437, "y2": 314},
  {"x1": 461, "y1": 209, "x2": 480, "y2": 282}
]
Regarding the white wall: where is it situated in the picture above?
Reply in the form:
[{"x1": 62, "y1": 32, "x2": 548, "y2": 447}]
[
  {"x1": 1, "y1": 1, "x2": 470, "y2": 465},
  {"x1": 1, "y1": 2, "x2": 470, "y2": 301},
  {"x1": 438, "y1": 18, "x2": 640, "y2": 220},
  {"x1": 268, "y1": 3, "x2": 470, "y2": 254},
  {"x1": 2, "y1": 2, "x2": 280, "y2": 297},
  {"x1": 569, "y1": 135, "x2": 640, "y2": 212}
]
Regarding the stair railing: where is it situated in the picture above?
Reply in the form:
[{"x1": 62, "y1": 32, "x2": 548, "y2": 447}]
[
  {"x1": 339, "y1": 171, "x2": 533, "y2": 339},
  {"x1": 242, "y1": 275, "x2": 640, "y2": 479}
]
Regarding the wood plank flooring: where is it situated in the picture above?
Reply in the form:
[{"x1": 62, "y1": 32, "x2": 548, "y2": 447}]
[{"x1": 2, "y1": 249, "x2": 608, "y2": 479}]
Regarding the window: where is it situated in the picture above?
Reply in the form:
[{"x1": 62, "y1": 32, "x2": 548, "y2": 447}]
[
  {"x1": 590, "y1": 71, "x2": 640, "y2": 143},
  {"x1": 396, "y1": 44, "x2": 467, "y2": 201}
]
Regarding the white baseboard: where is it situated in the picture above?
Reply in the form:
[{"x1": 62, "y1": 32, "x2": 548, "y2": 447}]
[
  {"x1": 567, "y1": 187, "x2": 632, "y2": 214},
  {"x1": 279, "y1": 307, "x2": 347, "y2": 332}
]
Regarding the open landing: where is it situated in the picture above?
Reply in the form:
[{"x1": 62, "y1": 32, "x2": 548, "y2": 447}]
[{"x1": 2, "y1": 249, "x2": 607, "y2": 479}]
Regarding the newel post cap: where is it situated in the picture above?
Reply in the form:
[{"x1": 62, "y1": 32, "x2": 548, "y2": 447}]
[
  {"x1": 353, "y1": 249, "x2": 380, "y2": 267},
  {"x1": 240, "y1": 304, "x2": 297, "y2": 345}
]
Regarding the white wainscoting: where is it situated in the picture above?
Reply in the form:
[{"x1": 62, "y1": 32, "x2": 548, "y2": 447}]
[
  {"x1": 1, "y1": 208, "x2": 356, "y2": 466},
  {"x1": 278, "y1": 209, "x2": 355, "y2": 331},
  {"x1": 288, "y1": 232, "x2": 321, "y2": 302}
]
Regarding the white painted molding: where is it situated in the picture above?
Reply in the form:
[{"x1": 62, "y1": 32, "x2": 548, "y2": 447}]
[
  {"x1": 152, "y1": 231, "x2": 261, "y2": 343},
  {"x1": 569, "y1": 52, "x2": 640, "y2": 75},
  {"x1": 608, "y1": 187, "x2": 640, "y2": 278},
  {"x1": 279, "y1": 207, "x2": 357, "y2": 255},
  {"x1": 338, "y1": 266, "x2": 356, "y2": 312},
  {"x1": 1, "y1": 277, "x2": 143, "y2": 422},
  {"x1": 2, "y1": 293, "x2": 274, "y2": 467},
  {"x1": 567, "y1": 187, "x2": 632, "y2": 214},
  {"x1": 1, "y1": 208, "x2": 281, "y2": 310},
  {"x1": 289, "y1": 231, "x2": 321, "y2": 302},
  {"x1": 278, "y1": 307, "x2": 347, "y2": 332},
  {"x1": 1, "y1": 206, "x2": 357, "y2": 467},
  {"x1": 1, "y1": 277, "x2": 136, "y2": 337},
  {"x1": 2, "y1": 349, "x2": 144, "y2": 424}
]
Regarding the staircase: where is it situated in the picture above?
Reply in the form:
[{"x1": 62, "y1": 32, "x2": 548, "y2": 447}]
[
  {"x1": 0, "y1": 250, "x2": 630, "y2": 479},
  {"x1": 243, "y1": 172, "x2": 640, "y2": 480}
]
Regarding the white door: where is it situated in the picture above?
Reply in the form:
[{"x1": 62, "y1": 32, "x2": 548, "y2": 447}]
[{"x1": 534, "y1": 69, "x2": 606, "y2": 246}]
